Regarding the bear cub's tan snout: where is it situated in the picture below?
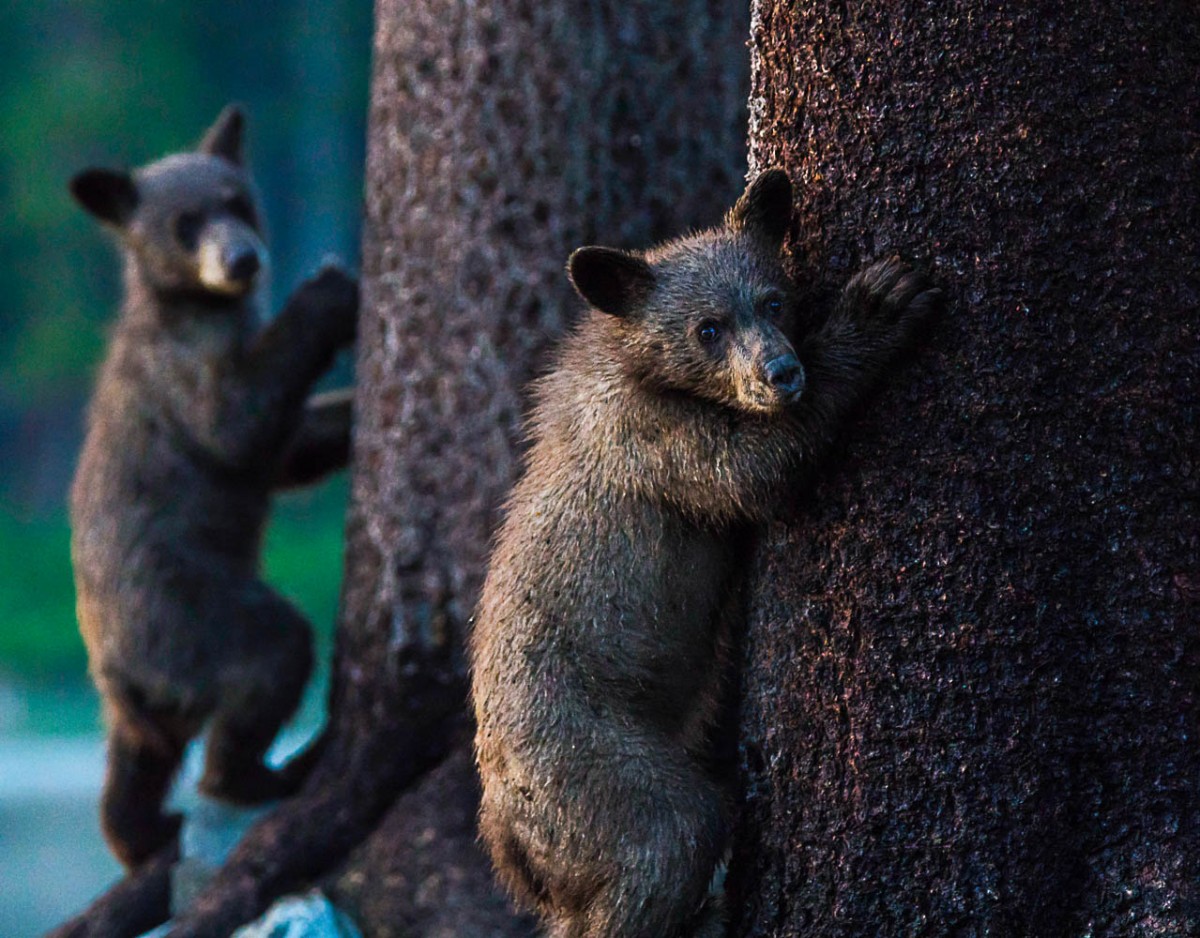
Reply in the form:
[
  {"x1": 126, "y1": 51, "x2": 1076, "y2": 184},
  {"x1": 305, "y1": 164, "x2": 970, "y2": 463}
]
[{"x1": 196, "y1": 215, "x2": 266, "y2": 296}]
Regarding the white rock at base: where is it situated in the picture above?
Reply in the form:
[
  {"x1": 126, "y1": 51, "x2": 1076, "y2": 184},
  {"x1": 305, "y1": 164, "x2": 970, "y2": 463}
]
[
  {"x1": 138, "y1": 890, "x2": 360, "y2": 938},
  {"x1": 231, "y1": 890, "x2": 362, "y2": 938}
]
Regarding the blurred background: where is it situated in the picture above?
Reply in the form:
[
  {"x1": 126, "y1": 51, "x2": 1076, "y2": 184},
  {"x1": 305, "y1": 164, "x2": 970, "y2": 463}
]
[{"x1": 0, "y1": 1, "x2": 372, "y2": 932}]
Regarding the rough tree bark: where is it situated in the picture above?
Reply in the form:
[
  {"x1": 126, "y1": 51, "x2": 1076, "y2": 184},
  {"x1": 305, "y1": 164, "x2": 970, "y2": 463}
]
[
  {"x1": 115, "y1": 3, "x2": 743, "y2": 937},
  {"x1": 730, "y1": 2, "x2": 1198, "y2": 936}
]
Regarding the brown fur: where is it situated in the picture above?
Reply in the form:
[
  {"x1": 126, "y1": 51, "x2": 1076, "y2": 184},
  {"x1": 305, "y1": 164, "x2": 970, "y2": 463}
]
[
  {"x1": 471, "y1": 170, "x2": 940, "y2": 937},
  {"x1": 69, "y1": 106, "x2": 358, "y2": 869}
]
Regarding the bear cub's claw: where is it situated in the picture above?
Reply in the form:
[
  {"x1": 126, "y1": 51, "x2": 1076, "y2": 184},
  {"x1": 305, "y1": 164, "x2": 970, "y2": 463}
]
[{"x1": 845, "y1": 256, "x2": 942, "y2": 345}]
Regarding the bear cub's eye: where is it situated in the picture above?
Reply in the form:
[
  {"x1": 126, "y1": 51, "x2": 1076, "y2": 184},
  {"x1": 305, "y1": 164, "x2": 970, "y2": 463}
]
[
  {"x1": 760, "y1": 293, "x2": 785, "y2": 319},
  {"x1": 174, "y1": 211, "x2": 204, "y2": 250},
  {"x1": 226, "y1": 194, "x2": 256, "y2": 226},
  {"x1": 697, "y1": 321, "x2": 724, "y2": 345}
]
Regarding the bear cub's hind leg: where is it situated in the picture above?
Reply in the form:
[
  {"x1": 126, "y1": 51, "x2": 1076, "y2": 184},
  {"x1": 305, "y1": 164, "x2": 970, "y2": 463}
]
[
  {"x1": 197, "y1": 584, "x2": 314, "y2": 804},
  {"x1": 100, "y1": 698, "x2": 195, "y2": 868}
]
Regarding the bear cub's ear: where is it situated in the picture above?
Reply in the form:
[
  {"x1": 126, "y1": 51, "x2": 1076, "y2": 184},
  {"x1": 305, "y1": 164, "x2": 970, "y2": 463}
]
[
  {"x1": 70, "y1": 169, "x2": 139, "y2": 227},
  {"x1": 198, "y1": 104, "x2": 245, "y2": 166},
  {"x1": 567, "y1": 247, "x2": 656, "y2": 318},
  {"x1": 727, "y1": 168, "x2": 793, "y2": 249}
]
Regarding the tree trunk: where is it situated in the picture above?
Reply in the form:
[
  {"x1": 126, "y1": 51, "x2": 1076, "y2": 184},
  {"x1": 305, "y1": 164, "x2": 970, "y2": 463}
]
[
  {"x1": 731, "y1": 2, "x2": 1198, "y2": 936},
  {"x1": 170, "y1": 2, "x2": 749, "y2": 935}
]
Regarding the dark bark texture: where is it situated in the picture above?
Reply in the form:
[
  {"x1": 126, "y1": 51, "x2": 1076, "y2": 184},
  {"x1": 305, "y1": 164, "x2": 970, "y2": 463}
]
[
  {"x1": 732, "y1": 2, "x2": 1198, "y2": 936},
  {"x1": 328, "y1": 745, "x2": 539, "y2": 938},
  {"x1": 163, "y1": 2, "x2": 749, "y2": 935}
]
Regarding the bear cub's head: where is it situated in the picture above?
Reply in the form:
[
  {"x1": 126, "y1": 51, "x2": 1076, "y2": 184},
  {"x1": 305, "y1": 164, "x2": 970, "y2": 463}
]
[
  {"x1": 568, "y1": 169, "x2": 803, "y2": 414},
  {"x1": 70, "y1": 105, "x2": 266, "y2": 302}
]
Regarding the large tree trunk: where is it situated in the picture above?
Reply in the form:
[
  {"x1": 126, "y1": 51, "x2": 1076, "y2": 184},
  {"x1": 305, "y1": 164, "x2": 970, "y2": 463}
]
[
  {"x1": 167, "y1": 2, "x2": 749, "y2": 935},
  {"x1": 731, "y1": 2, "x2": 1198, "y2": 935}
]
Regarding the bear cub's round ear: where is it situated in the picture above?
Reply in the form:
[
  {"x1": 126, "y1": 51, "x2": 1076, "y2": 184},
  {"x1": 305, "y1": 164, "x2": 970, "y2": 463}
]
[
  {"x1": 727, "y1": 168, "x2": 794, "y2": 249},
  {"x1": 198, "y1": 104, "x2": 246, "y2": 166},
  {"x1": 69, "y1": 169, "x2": 139, "y2": 227},
  {"x1": 567, "y1": 247, "x2": 656, "y2": 318}
]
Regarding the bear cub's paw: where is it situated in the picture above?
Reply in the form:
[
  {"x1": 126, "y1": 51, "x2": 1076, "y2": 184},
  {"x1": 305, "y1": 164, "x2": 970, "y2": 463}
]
[
  {"x1": 844, "y1": 257, "x2": 943, "y2": 348},
  {"x1": 297, "y1": 264, "x2": 360, "y2": 344}
]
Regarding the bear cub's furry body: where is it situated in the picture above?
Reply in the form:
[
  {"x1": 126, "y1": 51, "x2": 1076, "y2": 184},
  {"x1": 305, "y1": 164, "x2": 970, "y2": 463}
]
[
  {"x1": 471, "y1": 170, "x2": 939, "y2": 937},
  {"x1": 69, "y1": 107, "x2": 358, "y2": 868}
]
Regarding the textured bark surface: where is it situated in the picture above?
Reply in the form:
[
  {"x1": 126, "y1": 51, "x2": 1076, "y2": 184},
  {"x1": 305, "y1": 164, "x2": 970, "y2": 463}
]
[
  {"x1": 328, "y1": 746, "x2": 539, "y2": 938},
  {"x1": 732, "y1": 2, "x2": 1198, "y2": 936},
  {"x1": 163, "y1": 2, "x2": 749, "y2": 935},
  {"x1": 346, "y1": 0, "x2": 748, "y2": 673}
]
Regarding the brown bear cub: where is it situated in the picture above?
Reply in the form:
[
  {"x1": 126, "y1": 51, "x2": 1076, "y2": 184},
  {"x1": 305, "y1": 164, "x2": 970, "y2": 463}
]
[
  {"x1": 69, "y1": 106, "x2": 358, "y2": 869},
  {"x1": 471, "y1": 170, "x2": 940, "y2": 937}
]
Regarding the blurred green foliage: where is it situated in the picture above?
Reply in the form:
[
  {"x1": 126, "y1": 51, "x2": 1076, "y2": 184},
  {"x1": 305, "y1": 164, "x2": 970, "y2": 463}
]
[
  {"x1": 0, "y1": 510, "x2": 78, "y2": 678},
  {"x1": 0, "y1": 0, "x2": 373, "y2": 688}
]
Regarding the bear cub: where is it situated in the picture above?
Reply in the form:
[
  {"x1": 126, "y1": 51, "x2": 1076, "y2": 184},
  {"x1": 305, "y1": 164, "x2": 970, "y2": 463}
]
[
  {"x1": 69, "y1": 106, "x2": 358, "y2": 868},
  {"x1": 471, "y1": 170, "x2": 940, "y2": 937}
]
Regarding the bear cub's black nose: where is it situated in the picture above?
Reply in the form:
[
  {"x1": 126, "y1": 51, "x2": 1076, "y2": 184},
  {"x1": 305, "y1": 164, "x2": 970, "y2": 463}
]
[
  {"x1": 764, "y1": 355, "x2": 805, "y2": 398},
  {"x1": 226, "y1": 246, "x2": 261, "y2": 283}
]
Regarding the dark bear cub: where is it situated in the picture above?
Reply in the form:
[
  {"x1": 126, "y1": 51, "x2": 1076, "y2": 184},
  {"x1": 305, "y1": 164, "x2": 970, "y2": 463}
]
[
  {"x1": 471, "y1": 170, "x2": 940, "y2": 937},
  {"x1": 69, "y1": 106, "x2": 358, "y2": 868}
]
